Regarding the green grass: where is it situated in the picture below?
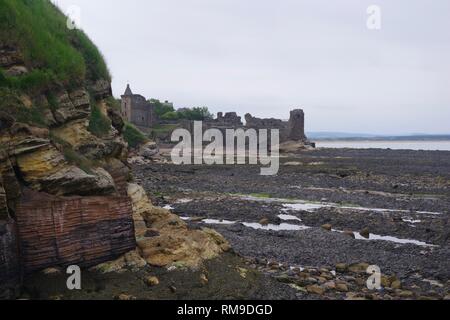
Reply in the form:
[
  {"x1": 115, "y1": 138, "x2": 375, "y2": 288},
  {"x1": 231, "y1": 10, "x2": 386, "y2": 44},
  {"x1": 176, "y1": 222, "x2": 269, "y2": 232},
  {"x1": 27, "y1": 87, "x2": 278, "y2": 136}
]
[
  {"x1": 49, "y1": 131, "x2": 95, "y2": 174},
  {"x1": 62, "y1": 147, "x2": 95, "y2": 174},
  {"x1": 88, "y1": 104, "x2": 111, "y2": 137},
  {"x1": 249, "y1": 193, "x2": 272, "y2": 199},
  {"x1": 123, "y1": 122, "x2": 148, "y2": 149},
  {"x1": 105, "y1": 97, "x2": 121, "y2": 111},
  {"x1": 0, "y1": 69, "x2": 8, "y2": 87},
  {"x1": 148, "y1": 124, "x2": 179, "y2": 140},
  {"x1": 0, "y1": 87, "x2": 48, "y2": 127},
  {"x1": 0, "y1": 0, "x2": 110, "y2": 91},
  {"x1": 46, "y1": 92, "x2": 59, "y2": 111},
  {"x1": 150, "y1": 124, "x2": 179, "y2": 134},
  {"x1": 3, "y1": 69, "x2": 57, "y2": 92}
]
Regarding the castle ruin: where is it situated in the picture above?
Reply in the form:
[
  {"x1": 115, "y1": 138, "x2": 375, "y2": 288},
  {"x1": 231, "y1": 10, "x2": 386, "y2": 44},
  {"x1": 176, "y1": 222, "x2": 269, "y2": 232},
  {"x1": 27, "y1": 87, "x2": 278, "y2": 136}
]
[
  {"x1": 121, "y1": 84, "x2": 157, "y2": 128},
  {"x1": 119, "y1": 83, "x2": 313, "y2": 148},
  {"x1": 180, "y1": 109, "x2": 313, "y2": 147}
]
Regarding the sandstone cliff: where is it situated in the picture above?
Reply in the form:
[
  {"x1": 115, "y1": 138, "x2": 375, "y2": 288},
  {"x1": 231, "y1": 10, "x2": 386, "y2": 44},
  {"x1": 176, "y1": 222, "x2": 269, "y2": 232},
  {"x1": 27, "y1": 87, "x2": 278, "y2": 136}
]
[
  {"x1": 0, "y1": 0, "x2": 228, "y2": 299},
  {"x1": 0, "y1": 0, "x2": 134, "y2": 298}
]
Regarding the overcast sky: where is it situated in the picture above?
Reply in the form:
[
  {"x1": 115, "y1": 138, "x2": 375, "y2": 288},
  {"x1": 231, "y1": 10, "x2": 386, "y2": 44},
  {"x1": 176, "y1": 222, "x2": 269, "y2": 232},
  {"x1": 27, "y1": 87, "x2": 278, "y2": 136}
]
[{"x1": 53, "y1": 0, "x2": 450, "y2": 134}]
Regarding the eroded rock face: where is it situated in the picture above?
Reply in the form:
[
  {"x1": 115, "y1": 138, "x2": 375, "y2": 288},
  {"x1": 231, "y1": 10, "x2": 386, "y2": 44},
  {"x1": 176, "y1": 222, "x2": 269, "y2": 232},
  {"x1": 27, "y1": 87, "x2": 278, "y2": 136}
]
[
  {"x1": 41, "y1": 166, "x2": 116, "y2": 196},
  {"x1": 0, "y1": 46, "x2": 27, "y2": 78},
  {"x1": 0, "y1": 39, "x2": 135, "y2": 297},
  {"x1": 0, "y1": 176, "x2": 20, "y2": 299},
  {"x1": 0, "y1": 152, "x2": 21, "y2": 213},
  {"x1": 52, "y1": 90, "x2": 91, "y2": 125},
  {"x1": 139, "y1": 141, "x2": 159, "y2": 159},
  {"x1": 4, "y1": 65, "x2": 28, "y2": 77},
  {"x1": 127, "y1": 184, "x2": 230, "y2": 269},
  {"x1": 51, "y1": 120, "x2": 94, "y2": 148},
  {"x1": 15, "y1": 191, "x2": 136, "y2": 273},
  {"x1": 90, "y1": 79, "x2": 112, "y2": 100},
  {"x1": 107, "y1": 106, "x2": 125, "y2": 134},
  {"x1": 4, "y1": 135, "x2": 116, "y2": 197},
  {"x1": 0, "y1": 178, "x2": 9, "y2": 220},
  {"x1": 0, "y1": 72, "x2": 127, "y2": 198}
]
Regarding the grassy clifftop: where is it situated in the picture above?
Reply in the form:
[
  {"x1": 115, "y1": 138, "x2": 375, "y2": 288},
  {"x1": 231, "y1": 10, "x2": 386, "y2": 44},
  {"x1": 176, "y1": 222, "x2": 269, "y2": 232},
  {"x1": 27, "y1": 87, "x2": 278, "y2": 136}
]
[
  {"x1": 0, "y1": 0, "x2": 110, "y2": 91},
  {"x1": 0, "y1": 0, "x2": 149, "y2": 149}
]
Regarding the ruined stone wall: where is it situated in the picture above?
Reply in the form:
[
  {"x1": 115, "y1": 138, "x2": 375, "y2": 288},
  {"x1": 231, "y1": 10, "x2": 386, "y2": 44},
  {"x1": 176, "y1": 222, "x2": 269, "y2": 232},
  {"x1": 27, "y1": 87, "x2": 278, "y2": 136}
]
[
  {"x1": 15, "y1": 191, "x2": 136, "y2": 273},
  {"x1": 216, "y1": 112, "x2": 243, "y2": 126},
  {"x1": 244, "y1": 114, "x2": 286, "y2": 129},
  {"x1": 179, "y1": 109, "x2": 310, "y2": 145},
  {"x1": 244, "y1": 109, "x2": 308, "y2": 143}
]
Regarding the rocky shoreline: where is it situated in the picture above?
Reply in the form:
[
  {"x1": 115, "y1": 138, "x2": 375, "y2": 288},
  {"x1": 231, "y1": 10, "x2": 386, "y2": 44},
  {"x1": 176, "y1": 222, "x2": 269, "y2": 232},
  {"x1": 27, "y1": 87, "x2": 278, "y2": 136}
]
[{"x1": 131, "y1": 148, "x2": 450, "y2": 300}]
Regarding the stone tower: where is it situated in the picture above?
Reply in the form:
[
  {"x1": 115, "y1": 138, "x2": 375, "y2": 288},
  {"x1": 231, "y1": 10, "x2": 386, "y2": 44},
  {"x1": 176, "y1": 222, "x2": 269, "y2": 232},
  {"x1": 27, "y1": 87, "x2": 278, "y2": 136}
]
[
  {"x1": 288, "y1": 109, "x2": 307, "y2": 141},
  {"x1": 120, "y1": 84, "x2": 157, "y2": 127},
  {"x1": 121, "y1": 84, "x2": 133, "y2": 121}
]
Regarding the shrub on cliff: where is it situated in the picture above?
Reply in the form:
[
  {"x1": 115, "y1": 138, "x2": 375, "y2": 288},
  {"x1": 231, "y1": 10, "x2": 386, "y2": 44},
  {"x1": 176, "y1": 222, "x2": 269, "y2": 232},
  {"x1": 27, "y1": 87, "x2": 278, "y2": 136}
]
[
  {"x1": 0, "y1": 69, "x2": 7, "y2": 87},
  {"x1": 123, "y1": 122, "x2": 148, "y2": 149},
  {"x1": 0, "y1": 0, "x2": 110, "y2": 90},
  {"x1": 152, "y1": 99, "x2": 175, "y2": 117},
  {"x1": 88, "y1": 104, "x2": 112, "y2": 137},
  {"x1": 0, "y1": 88, "x2": 47, "y2": 127},
  {"x1": 177, "y1": 107, "x2": 214, "y2": 121}
]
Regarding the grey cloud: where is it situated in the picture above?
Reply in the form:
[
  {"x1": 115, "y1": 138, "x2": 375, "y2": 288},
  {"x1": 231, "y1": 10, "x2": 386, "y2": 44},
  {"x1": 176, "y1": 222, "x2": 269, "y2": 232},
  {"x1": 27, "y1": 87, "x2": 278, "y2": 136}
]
[{"x1": 53, "y1": 0, "x2": 450, "y2": 134}]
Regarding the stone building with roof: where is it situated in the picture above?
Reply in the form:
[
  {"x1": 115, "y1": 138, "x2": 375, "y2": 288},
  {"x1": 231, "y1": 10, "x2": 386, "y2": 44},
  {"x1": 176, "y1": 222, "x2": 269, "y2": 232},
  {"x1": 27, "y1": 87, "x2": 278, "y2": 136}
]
[{"x1": 121, "y1": 84, "x2": 157, "y2": 127}]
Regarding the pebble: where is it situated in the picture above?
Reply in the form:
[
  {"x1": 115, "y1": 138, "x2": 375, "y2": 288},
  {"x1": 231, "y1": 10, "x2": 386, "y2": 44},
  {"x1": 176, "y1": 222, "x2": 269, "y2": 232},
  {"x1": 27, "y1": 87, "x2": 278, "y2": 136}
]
[
  {"x1": 345, "y1": 292, "x2": 365, "y2": 300},
  {"x1": 200, "y1": 274, "x2": 209, "y2": 285},
  {"x1": 306, "y1": 285, "x2": 326, "y2": 295},
  {"x1": 321, "y1": 224, "x2": 332, "y2": 231},
  {"x1": 398, "y1": 290, "x2": 414, "y2": 298},
  {"x1": 145, "y1": 276, "x2": 160, "y2": 287},
  {"x1": 324, "y1": 281, "x2": 336, "y2": 290},
  {"x1": 390, "y1": 280, "x2": 402, "y2": 289},
  {"x1": 343, "y1": 230, "x2": 355, "y2": 239},
  {"x1": 190, "y1": 216, "x2": 206, "y2": 222},
  {"x1": 336, "y1": 283, "x2": 349, "y2": 292},
  {"x1": 307, "y1": 277, "x2": 319, "y2": 284},
  {"x1": 115, "y1": 294, "x2": 136, "y2": 300},
  {"x1": 381, "y1": 275, "x2": 391, "y2": 288},
  {"x1": 359, "y1": 228, "x2": 370, "y2": 239},
  {"x1": 335, "y1": 263, "x2": 348, "y2": 273},
  {"x1": 320, "y1": 272, "x2": 333, "y2": 280},
  {"x1": 343, "y1": 275, "x2": 356, "y2": 282},
  {"x1": 42, "y1": 267, "x2": 62, "y2": 275},
  {"x1": 316, "y1": 277, "x2": 327, "y2": 284},
  {"x1": 348, "y1": 262, "x2": 369, "y2": 274},
  {"x1": 418, "y1": 296, "x2": 435, "y2": 300}
]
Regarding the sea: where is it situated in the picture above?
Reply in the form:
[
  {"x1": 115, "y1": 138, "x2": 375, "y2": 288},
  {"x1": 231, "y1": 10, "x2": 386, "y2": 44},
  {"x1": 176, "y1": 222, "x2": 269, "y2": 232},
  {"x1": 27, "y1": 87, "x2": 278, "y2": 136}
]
[{"x1": 315, "y1": 140, "x2": 450, "y2": 151}]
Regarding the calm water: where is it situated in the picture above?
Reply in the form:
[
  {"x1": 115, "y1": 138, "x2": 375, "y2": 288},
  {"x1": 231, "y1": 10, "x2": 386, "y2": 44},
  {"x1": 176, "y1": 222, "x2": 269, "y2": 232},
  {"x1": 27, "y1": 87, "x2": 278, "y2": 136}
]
[{"x1": 316, "y1": 140, "x2": 450, "y2": 151}]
